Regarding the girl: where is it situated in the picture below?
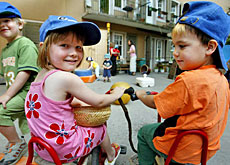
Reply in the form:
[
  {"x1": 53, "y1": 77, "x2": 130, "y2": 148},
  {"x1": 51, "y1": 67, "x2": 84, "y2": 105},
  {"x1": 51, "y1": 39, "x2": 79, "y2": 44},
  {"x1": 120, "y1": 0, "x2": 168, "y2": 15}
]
[{"x1": 25, "y1": 15, "x2": 125, "y2": 165}]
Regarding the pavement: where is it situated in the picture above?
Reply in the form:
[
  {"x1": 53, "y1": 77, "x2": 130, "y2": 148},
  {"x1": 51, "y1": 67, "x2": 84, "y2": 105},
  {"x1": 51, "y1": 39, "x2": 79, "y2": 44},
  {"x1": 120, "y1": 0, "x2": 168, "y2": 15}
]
[{"x1": 0, "y1": 72, "x2": 229, "y2": 165}]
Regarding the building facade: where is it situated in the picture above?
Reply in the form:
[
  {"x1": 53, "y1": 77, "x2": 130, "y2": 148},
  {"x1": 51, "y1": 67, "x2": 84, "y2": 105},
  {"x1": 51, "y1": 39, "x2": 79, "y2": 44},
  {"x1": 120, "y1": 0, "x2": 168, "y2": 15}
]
[{"x1": 0, "y1": 0, "x2": 229, "y2": 71}]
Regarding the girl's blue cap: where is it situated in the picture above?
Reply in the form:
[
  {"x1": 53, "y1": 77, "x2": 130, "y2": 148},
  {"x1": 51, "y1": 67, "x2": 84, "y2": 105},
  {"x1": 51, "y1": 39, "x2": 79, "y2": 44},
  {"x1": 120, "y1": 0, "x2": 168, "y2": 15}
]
[
  {"x1": 39, "y1": 15, "x2": 101, "y2": 46},
  {"x1": 0, "y1": 2, "x2": 21, "y2": 18},
  {"x1": 177, "y1": 1, "x2": 230, "y2": 70},
  {"x1": 114, "y1": 45, "x2": 119, "y2": 49}
]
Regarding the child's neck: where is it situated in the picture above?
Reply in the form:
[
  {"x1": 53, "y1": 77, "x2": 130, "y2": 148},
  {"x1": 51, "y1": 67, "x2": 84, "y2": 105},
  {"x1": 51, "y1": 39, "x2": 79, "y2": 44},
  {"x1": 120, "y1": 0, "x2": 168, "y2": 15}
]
[{"x1": 7, "y1": 34, "x2": 22, "y2": 43}]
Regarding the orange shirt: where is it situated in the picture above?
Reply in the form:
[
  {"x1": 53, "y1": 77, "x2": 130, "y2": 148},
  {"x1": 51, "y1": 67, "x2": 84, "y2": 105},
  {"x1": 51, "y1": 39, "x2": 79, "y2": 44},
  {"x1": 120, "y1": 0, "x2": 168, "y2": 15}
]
[{"x1": 153, "y1": 65, "x2": 229, "y2": 164}]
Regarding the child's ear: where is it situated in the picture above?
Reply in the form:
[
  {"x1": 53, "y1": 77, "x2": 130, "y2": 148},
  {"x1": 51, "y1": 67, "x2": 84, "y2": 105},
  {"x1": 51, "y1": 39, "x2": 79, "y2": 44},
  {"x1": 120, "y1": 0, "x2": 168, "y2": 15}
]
[
  {"x1": 39, "y1": 42, "x2": 44, "y2": 48},
  {"x1": 206, "y1": 39, "x2": 218, "y2": 56},
  {"x1": 18, "y1": 21, "x2": 24, "y2": 31}
]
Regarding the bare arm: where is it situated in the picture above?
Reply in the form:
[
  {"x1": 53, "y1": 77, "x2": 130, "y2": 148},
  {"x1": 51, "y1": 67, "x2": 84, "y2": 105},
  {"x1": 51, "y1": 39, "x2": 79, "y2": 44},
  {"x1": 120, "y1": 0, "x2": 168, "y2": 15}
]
[
  {"x1": 63, "y1": 72, "x2": 125, "y2": 107},
  {"x1": 136, "y1": 90, "x2": 156, "y2": 109},
  {"x1": 0, "y1": 70, "x2": 31, "y2": 109}
]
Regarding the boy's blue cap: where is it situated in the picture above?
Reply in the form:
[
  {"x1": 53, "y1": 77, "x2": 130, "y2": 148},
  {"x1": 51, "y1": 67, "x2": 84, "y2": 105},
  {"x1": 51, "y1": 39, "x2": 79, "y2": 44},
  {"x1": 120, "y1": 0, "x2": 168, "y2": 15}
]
[
  {"x1": 114, "y1": 45, "x2": 119, "y2": 49},
  {"x1": 0, "y1": 2, "x2": 21, "y2": 18},
  {"x1": 177, "y1": 1, "x2": 230, "y2": 71},
  {"x1": 104, "y1": 54, "x2": 110, "y2": 59},
  {"x1": 39, "y1": 15, "x2": 101, "y2": 46}
]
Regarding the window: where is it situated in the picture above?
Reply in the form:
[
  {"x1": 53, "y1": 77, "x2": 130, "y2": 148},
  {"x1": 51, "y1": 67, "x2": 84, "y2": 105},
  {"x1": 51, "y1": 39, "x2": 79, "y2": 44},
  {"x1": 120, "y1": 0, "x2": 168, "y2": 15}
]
[
  {"x1": 100, "y1": 0, "x2": 109, "y2": 14},
  {"x1": 157, "y1": 0, "x2": 166, "y2": 21},
  {"x1": 156, "y1": 39, "x2": 163, "y2": 61},
  {"x1": 114, "y1": 33, "x2": 123, "y2": 57},
  {"x1": 114, "y1": 0, "x2": 126, "y2": 10},
  {"x1": 171, "y1": 0, "x2": 180, "y2": 23},
  {"x1": 115, "y1": 0, "x2": 121, "y2": 8}
]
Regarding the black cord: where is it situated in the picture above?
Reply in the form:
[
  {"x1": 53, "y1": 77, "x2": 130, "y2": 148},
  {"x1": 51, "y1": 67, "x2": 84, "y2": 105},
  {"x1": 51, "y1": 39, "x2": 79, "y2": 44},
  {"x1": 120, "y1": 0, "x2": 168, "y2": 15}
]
[{"x1": 118, "y1": 98, "x2": 137, "y2": 153}]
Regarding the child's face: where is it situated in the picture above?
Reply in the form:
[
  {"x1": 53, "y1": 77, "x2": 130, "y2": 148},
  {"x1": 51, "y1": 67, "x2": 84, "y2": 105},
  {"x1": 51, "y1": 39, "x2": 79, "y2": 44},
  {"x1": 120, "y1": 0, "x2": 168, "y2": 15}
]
[
  {"x1": 0, "y1": 18, "x2": 22, "y2": 42},
  {"x1": 172, "y1": 31, "x2": 210, "y2": 70},
  {"x1": 49, "y1": 32, "x2": 83, "y2": 71}
]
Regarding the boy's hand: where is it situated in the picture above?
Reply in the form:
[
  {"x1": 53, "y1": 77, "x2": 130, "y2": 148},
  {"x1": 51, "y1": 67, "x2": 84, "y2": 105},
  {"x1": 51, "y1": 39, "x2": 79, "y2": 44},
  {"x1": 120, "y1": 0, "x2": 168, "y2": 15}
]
[{"x1": 0, "y1": 94, "x2": 11, "y2": 109}]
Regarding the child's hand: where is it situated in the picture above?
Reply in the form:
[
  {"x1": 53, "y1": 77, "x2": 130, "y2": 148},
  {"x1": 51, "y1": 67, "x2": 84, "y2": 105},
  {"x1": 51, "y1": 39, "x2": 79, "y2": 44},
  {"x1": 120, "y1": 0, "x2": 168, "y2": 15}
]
[
  {"x1": 0, "y1": 94, "x2": 11, "y2": 109},
  {"x1": 110, "y1": 87, "x2": 126, "y2": 98},
  {"x1": 135, "y1": 90, "x2": 146, "y2": 98}
]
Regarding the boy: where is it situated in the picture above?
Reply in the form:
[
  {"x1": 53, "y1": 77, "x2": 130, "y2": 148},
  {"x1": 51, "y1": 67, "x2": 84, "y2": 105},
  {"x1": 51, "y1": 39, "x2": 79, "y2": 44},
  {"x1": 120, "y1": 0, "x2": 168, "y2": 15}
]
[
  {"x1": 136, "y1": 1, "x2": 230, "y2": 164},
  {"x1": 0, "y1": 2, "x2": 39, "y2": 164},
  {"x1": 103, "y1": 53, "x2": 112, "y2": 82},
  {"x1": 86, "y1": 56, "x2": 100, "y2": 80}
]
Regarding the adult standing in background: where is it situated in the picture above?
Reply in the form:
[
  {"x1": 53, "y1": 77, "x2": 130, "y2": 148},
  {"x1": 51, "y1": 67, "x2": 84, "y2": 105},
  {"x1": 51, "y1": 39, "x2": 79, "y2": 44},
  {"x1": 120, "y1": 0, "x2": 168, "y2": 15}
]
[
  {"x1": 110, "y1": 44, "x2": 120, "y2": 76},
  {"x1": 128, "y1": 40, "x2": 137, "y2": 76}
]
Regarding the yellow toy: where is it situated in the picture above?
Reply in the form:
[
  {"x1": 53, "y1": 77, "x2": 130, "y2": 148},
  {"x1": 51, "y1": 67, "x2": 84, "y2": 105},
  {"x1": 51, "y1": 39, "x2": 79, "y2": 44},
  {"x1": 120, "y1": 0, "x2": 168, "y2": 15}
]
[{"x1": 110, "y1": 82, "x2": 131, "y2": 104}]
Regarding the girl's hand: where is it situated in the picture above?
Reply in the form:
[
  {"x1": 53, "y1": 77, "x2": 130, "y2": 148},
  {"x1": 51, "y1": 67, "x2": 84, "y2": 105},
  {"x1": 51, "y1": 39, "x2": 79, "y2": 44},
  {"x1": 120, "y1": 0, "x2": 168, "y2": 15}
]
[{"x1": 110, "y1": 87, "x2": 126, "y2": 98}]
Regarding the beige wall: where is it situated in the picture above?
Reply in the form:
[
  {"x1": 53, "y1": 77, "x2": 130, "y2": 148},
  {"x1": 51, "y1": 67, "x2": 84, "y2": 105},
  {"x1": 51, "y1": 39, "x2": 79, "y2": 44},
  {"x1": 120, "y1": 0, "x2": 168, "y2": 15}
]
[
  {"x1": 81, "y1": 29, "x2": 107, "y2": 69},
  {"x1": 0, "y1": 0, "x2": 85, "y2": 21}
]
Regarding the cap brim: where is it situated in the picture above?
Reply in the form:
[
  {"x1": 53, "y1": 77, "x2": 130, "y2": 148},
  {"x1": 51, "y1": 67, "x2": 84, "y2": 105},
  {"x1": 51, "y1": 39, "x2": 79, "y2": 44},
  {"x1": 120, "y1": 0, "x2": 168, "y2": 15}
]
[
  {"x1": 0, "y1": 11, "x2": 21, "y2": 18},
  {"x1": 54, "y1": 22, "x2": 101, "y2": 46},
  {"x1": 75, "y1": 22, "x2": 101, "y2": 46},
  {"x1": 217, "y1": 45, "x2": 228, "y2": 71}
]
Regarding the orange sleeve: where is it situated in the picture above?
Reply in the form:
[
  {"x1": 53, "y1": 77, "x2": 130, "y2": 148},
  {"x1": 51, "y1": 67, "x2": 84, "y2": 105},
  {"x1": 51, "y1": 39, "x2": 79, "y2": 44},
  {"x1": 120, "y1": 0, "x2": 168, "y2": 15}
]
[{"x1": 154, "y1": 75, "x2": 189, "y2": 119}]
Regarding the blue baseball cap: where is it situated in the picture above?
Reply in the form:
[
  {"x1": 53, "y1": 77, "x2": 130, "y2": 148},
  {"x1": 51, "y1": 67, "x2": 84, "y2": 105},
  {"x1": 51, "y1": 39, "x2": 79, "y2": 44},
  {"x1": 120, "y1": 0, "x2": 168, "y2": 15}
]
[
  {"x1": 177, "y1": 1, "x2": 230, "y2": 71},
  {"x1": 39, "y1": 15, "x2": 101, "y2": 46},
  {"x1": 104, "y1": 54, "x2": 110, "y2": 59},
  {"x1": 0, "y1": 2, "x2": 21, "y2": 18},
  {"x1": 114, "y1": 44, "x2": 119, "y2": 49}
]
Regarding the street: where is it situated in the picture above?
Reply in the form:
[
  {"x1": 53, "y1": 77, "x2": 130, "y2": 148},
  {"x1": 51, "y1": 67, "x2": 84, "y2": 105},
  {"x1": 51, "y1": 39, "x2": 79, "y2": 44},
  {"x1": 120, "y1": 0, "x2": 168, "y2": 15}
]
[{"x1": 0, "y1": 72, "x2": 229, "y2": 164}]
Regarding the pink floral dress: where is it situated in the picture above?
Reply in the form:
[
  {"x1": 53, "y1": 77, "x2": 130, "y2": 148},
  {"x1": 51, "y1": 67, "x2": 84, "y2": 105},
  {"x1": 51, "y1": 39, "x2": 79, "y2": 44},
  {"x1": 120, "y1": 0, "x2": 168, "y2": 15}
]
[{"x1": 25, "y1": 70, "x2": 106, "y2": 163}]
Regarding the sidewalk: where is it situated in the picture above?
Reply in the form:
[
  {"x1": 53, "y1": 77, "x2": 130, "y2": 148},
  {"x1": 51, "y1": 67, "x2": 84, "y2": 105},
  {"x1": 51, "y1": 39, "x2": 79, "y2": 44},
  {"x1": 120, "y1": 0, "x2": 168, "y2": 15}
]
[{"x1": 0, "y1": 72, "x2": 229, "y2": 164}]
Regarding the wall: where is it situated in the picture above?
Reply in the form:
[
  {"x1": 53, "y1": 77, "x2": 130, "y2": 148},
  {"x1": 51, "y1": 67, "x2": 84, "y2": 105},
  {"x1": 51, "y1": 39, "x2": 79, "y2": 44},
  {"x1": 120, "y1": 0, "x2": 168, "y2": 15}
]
[
  {"x1": 178, "y1": 0, "x2": 230, "y2": 12},
  {"x1": 0, "y1": 0, "x2": 103, "y2": 70}
]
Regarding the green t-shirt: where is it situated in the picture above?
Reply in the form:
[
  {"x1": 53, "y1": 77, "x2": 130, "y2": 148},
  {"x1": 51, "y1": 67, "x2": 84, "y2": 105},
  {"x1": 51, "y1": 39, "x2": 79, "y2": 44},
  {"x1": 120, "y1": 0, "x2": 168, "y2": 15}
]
[{"x1": 0, "y1": 36, "x2": 39, "y2": 97}]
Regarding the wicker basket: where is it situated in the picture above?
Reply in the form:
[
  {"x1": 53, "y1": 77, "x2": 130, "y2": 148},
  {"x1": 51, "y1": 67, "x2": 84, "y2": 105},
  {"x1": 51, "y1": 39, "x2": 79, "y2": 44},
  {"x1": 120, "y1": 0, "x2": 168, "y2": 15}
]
[{"x1": 74, "y1": 105, "x2": 111, "y2": 127}]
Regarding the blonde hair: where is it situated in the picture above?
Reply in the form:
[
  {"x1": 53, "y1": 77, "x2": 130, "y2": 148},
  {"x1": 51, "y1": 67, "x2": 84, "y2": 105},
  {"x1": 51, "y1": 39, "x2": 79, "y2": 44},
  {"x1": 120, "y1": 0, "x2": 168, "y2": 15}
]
[
  {"x1": 172, "y1": 23, "x2": 212, "y2": 45},
  {"x1": 172, "y1": 23, "x2": 223, "y2": 70},
  {"x1": 38, "y1": 29, "x2": 85, "y2": 70}
]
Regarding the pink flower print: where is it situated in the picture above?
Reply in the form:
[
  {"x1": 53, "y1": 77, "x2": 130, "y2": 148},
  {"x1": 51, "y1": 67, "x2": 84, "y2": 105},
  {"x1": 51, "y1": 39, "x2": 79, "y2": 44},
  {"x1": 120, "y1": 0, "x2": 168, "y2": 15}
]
[
  {"x1": 96, "y1": 129, "x2": 105, "y2": 146},
  {"x1": 45, "y1": 122, "x2": 70, "y2": 145},
  {"x1": 71, "y1": 121, "x2": 78, "y2": 131},
  {"x1": 64, "y1": 146, "x2": 81, "y2": 161},
  {"x1": 83, "y1": 130, "x2": 95, "y2": 155},
  {"x1": 26, "y1": 93, "x2": 41, "y2": 119}
]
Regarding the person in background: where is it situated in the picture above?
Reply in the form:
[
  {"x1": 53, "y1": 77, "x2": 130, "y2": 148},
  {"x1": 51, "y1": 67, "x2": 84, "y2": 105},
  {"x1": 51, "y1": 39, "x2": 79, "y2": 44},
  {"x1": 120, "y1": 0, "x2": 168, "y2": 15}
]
[
  {"x1": 135, "y1": 1, "x2": 230, "y2": 164},
  {"x1": 127, "y1": 40, "x2": 136, "y2": 76},
  {"x1": 103, "y1": 53, "x2": 112, "y2": 82},
  {"x1": 86, "y1": 56, "x2": 100, "y2": 80},
  {"x1": 110, "y1": 44, "x2": 120, "y2": 76},
  {"x1": 0, "y1": 2, "x2": 39, "y2": 164},
  {"x1": 25, "y1": 15, "x2": 125, "y2": 164}
]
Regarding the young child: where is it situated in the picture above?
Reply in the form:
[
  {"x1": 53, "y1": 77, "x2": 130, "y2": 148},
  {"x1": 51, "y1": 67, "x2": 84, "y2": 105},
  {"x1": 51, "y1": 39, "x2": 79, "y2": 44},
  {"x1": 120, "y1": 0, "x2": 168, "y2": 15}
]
[
  {"x1": 25, "y1": 15, "x2": 125, "y2": 164},
  {"x1": 103, "y1": 53, "x2": 112, "y2": 82},
  {"x1": 0, "y1": 2, "x2": 39, "y2": 164},
  {"x1": 136, "y1": 1, "x2": 230, "y2": 165},
  {"x1": 110, "y1": 44, "x2": 120, "y2": 76},
  {"x1": 86, "y1": 56, "x2": 100, "y2": 80}
]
